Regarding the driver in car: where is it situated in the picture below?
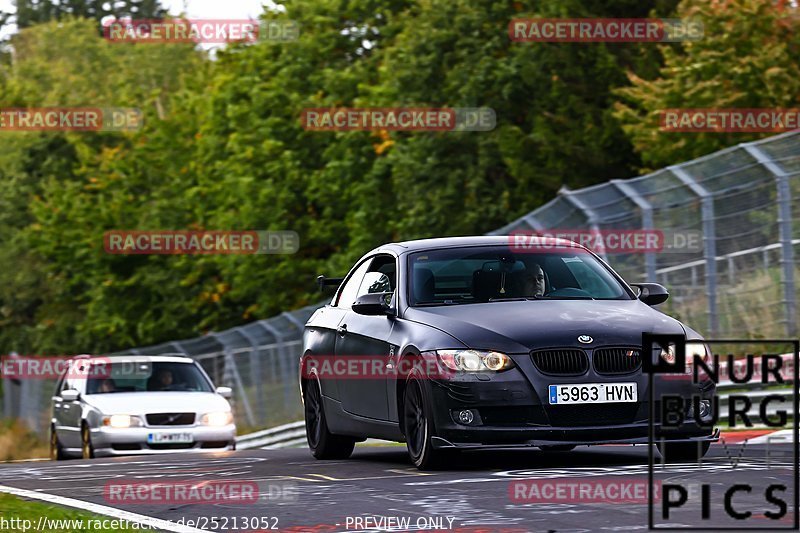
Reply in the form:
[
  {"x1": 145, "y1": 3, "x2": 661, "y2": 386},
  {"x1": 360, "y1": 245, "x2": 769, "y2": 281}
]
[
  {"x1": 98, "y1": 378, "x2": 117, "y2": 393},
  {"x1": 522, "y1": 264, "x2": 546, "y2": 297},
  {"x1": 149, "y1": 368, "x2": 174, "y2": 391}
]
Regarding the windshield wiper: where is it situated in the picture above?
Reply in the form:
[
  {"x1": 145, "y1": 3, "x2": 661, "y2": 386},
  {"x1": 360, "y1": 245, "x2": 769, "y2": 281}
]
[
  {"x1": 414, "y1": 300, "x2": 472, "y2": 306},
  {"x1": 536, "y1": 295, "x2": 595, "y2": 300},
  {"x1": 488, "y1": 297, "x2": 528, "y2": 302}
]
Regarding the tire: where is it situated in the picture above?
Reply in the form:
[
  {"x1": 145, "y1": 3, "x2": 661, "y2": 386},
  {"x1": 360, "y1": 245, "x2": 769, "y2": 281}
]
[
  {"x1": 81, "y1": 423, "x2": 95, "y2": 460},
  {"x1": 539, "y1": 444, "x2": 576, "y2": 452},
  {"x1": 50, "y1": 427, "x2": 66, "y2": 461},
  {"x1": 657, "y1": 440, "x2": 710, "y2": 462},
  {"x1": 403, "y1": 372, "x2": 450, "y2": 470},
  {"x1": 304, "y1": 378, "x2": 355, "y2": 459}
]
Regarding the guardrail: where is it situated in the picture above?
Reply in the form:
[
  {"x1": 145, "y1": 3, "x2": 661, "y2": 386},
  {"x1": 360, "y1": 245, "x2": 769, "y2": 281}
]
[
  {"x1": 234, "y1": 384, "x2": 795, "y2": 450},
  {"x1": 718, "y1": 389, "x2": 792, "y2": 424},
  {"x1": 236, "y1": 420, "x2": 306, "y2": 450},
  {"x1": 713, "y1": 352, "x2": 794, "y2": 391}
]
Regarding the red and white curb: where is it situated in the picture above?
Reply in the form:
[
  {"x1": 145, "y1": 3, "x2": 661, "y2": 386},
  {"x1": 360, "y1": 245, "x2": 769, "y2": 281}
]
[{"x1": 718, "y1": 429, "x2": 792, "y2": 444}]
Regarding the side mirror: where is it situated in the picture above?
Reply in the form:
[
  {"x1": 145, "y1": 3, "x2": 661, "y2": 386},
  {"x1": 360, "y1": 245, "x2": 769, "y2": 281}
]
[
  {"x1": 216, "y1": 386, "x2": 233, "y2": 399},
  {"x1": 632, "y1": 283, "x2": 669, "y2": 306},
  {"x1": 61, "y1": 389, "x2": 80, "y2": 402},
  {"x1": 352, "y1": 292, "x2": 394, "y2": 316}
]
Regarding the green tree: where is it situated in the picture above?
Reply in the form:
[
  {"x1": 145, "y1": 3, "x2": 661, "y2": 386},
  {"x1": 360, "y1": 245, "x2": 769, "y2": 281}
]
[
  {"x1": 2, "y1": 0, "x2": 167, "y2": 33},
  {"x1": 0, "y1": 18, "x2": 204, "y2": 353},
  {"x1": 2, "y1": 0, "x2": 700, "y2": 353},
  {"x1": 614, "y1": 0, "x2": 800, "y2": 169}
]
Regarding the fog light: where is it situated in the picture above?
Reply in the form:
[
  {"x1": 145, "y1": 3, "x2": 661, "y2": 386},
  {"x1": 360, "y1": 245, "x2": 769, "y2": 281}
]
[
  {"x1": 688, "y1": 399, "x2": 712, "y2": 421},
  {"x1": 457, "y1": 410, "x2": 474, "y2": 425}
]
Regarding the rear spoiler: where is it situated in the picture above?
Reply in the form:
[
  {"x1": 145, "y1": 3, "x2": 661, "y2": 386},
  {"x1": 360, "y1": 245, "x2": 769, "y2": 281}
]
[{"x1": 316, "y1": 275, "x2": 344, "y2": 292}]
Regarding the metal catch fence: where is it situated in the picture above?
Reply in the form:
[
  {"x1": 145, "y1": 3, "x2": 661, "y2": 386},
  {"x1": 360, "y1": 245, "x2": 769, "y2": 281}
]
[{"x1": 4, "y1": 131, "x2": 799, "y2": 437}]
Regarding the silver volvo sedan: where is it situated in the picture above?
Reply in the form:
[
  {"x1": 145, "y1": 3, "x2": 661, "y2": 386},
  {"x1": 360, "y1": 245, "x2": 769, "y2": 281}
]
[{"x1": 50, "y1": 355, "x2": 237, "y2": 459}]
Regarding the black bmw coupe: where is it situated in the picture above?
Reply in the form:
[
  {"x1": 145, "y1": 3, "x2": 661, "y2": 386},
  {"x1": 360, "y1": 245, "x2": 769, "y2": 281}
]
[{"x1": 300, "y1": 236, "x2": 717, "y2": 469}]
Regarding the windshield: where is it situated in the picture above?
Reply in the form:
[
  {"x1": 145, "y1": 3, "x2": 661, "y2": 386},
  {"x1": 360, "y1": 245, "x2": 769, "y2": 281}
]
[
  {"x1": 408, "y1": 246, "x2": 632, "y2": 305},
  {"x1": 86, "y1": 361, "x2": 214, "y2": 394}
]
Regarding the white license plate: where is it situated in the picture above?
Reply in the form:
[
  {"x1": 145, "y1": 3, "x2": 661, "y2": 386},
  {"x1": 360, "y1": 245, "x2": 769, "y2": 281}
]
[
  {"x1": 549, "y1": 383, "x2": 637, "y2": 405},
  {"x1": 147, "y1": 432, "x2": 193, "y2": 444}
]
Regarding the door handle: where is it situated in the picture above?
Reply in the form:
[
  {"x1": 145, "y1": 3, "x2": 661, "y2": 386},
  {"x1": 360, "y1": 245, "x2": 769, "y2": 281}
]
[{"x1": 337, "y1": 324, "x2": 348, "y2": 337}]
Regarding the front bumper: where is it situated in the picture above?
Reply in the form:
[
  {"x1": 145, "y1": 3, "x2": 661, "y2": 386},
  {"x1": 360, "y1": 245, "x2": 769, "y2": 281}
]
[
  {"x1": 90, "y1": 424, "x2": 237, "y2": 457},
  {"x1": 424, "y1": 361, "x2": 717, "y2": 449},
  {"x1": 431, "y1": 428, "x2": 720, "y2": 450}
]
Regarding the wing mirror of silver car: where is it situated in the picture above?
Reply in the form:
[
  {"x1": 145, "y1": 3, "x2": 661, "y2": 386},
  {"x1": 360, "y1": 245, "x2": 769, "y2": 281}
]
[
  {"x1": 631, "y1": 282, "x2": 669, "y2": 306},
  {"x1": 215, "y1": 386, "x2": 233, "y2": 398},
  {"x1": 61, "y1": 389, "x2": 80, "y2": 402}
]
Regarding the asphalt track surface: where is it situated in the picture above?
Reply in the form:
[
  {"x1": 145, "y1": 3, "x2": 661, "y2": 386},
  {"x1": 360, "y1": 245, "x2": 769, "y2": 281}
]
[{"x1": 0, "y1": 439, "x2": 796, "y2": 533}]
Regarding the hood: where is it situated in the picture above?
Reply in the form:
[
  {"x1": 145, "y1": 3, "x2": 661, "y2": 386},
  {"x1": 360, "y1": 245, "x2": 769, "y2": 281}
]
[
  {"x1": 404, "y1": 299, "x2": 686, "y2": 353},
  {"x1": 83, "y1": 391, "x2": 231, "y2": 416}
]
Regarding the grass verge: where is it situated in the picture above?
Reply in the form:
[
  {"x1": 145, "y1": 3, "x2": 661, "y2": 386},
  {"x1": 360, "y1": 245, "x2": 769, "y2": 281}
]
[
  {"x1": 0, "y1": 419, "x2": 48, "y2": 462},
  {"x1": 0, "y1": 492, "x2": 156, "y2": 532}
]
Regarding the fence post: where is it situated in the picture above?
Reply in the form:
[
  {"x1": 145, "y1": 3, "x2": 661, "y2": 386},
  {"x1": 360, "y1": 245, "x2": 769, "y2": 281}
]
[
  {"x1": 521, "y1": 213, "x2": 547, "y2": 232},
  {"x1": 211, "y1": 333, "x2": 256, "y2": 427},
  {"x1": 281, "y1": 311, "x2": 307, "y2": 332},
  {"x1": 558, "y1": 186, "x2": 609, "y2": 263},
  {"x1": 235, "y1": 327, "x2": 266, "y2": 425},
  {"x1": 742, "y1": 143, "x2": 798, "y2": 337},
  {"x1": 3, "y1": 352, "x2": 18, "y2": 420},
  {"x1": 669, "y1": 165, "x2": 719, "y2": 336},
  {"x1": 612, "y1": 179, "x2": 657, "y2": 282},
  {"x1": 258, "y1": 321, "x2": 295, "y2": 419}
]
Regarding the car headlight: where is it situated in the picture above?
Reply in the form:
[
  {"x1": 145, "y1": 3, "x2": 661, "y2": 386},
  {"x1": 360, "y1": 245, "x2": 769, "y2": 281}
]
[
  {"x1": 102, "y1": 414, "x2": 143, "y2": 428},
  {"x1": 659, "y1": 342, "x2": 711, "y2": 373},
  {"x1": 435, "y1": 350, "x2": 514, "y2": 372},
  {"x1": 659, "y1": 343, "x2": 676, "y2": 364},
  {"x1": 687, "y1": 341, "x2": 712, "y2": 374},
  {"x1": 201, "y1": 411, "x2": 233, "y2": 426}
]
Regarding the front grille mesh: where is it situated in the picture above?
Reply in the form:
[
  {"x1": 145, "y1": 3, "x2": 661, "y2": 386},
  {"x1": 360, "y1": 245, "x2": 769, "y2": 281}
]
[
  {"x1": 546, "y1": 403, "x2": 641, "y2": 427},
  {"x1": 594, "y1": 347, "x2": 642, "y2": 374},
  {"x1": 531, "y1": 349, "x2": 589, "y2": 375},
  {"x1": 146, "y1": 412, "x2": 195, "y2": 426},
  {"x1": 147, "y1": 443, "x2": 195, "y2": 450}
]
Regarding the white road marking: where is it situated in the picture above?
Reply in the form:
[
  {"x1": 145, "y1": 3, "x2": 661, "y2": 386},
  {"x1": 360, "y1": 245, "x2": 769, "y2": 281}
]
[
  {"x1": 747, "y1": 429, "x2": 794, "y2": 444},
  {"x1": 0, "y1": 484, "x2": 209, "y2": 533}
]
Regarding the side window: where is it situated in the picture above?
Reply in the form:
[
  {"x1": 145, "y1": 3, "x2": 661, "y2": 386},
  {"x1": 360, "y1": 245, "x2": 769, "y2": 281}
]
[
  {"x1": 54, "y1": 373, "x2": 65, "y2": 396},
  {"x1": 358, "y1": 255, "x2": 396, "y2": 297},
  {"x1": 335, "y1": 260, "x2": 372, "y2": 309},
  {"x1": 359, "y1": 272, "x2": 391, "y2": 294},
  {"x1": 62, "y1": 377, "x2": 76, "y2": 393}
]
